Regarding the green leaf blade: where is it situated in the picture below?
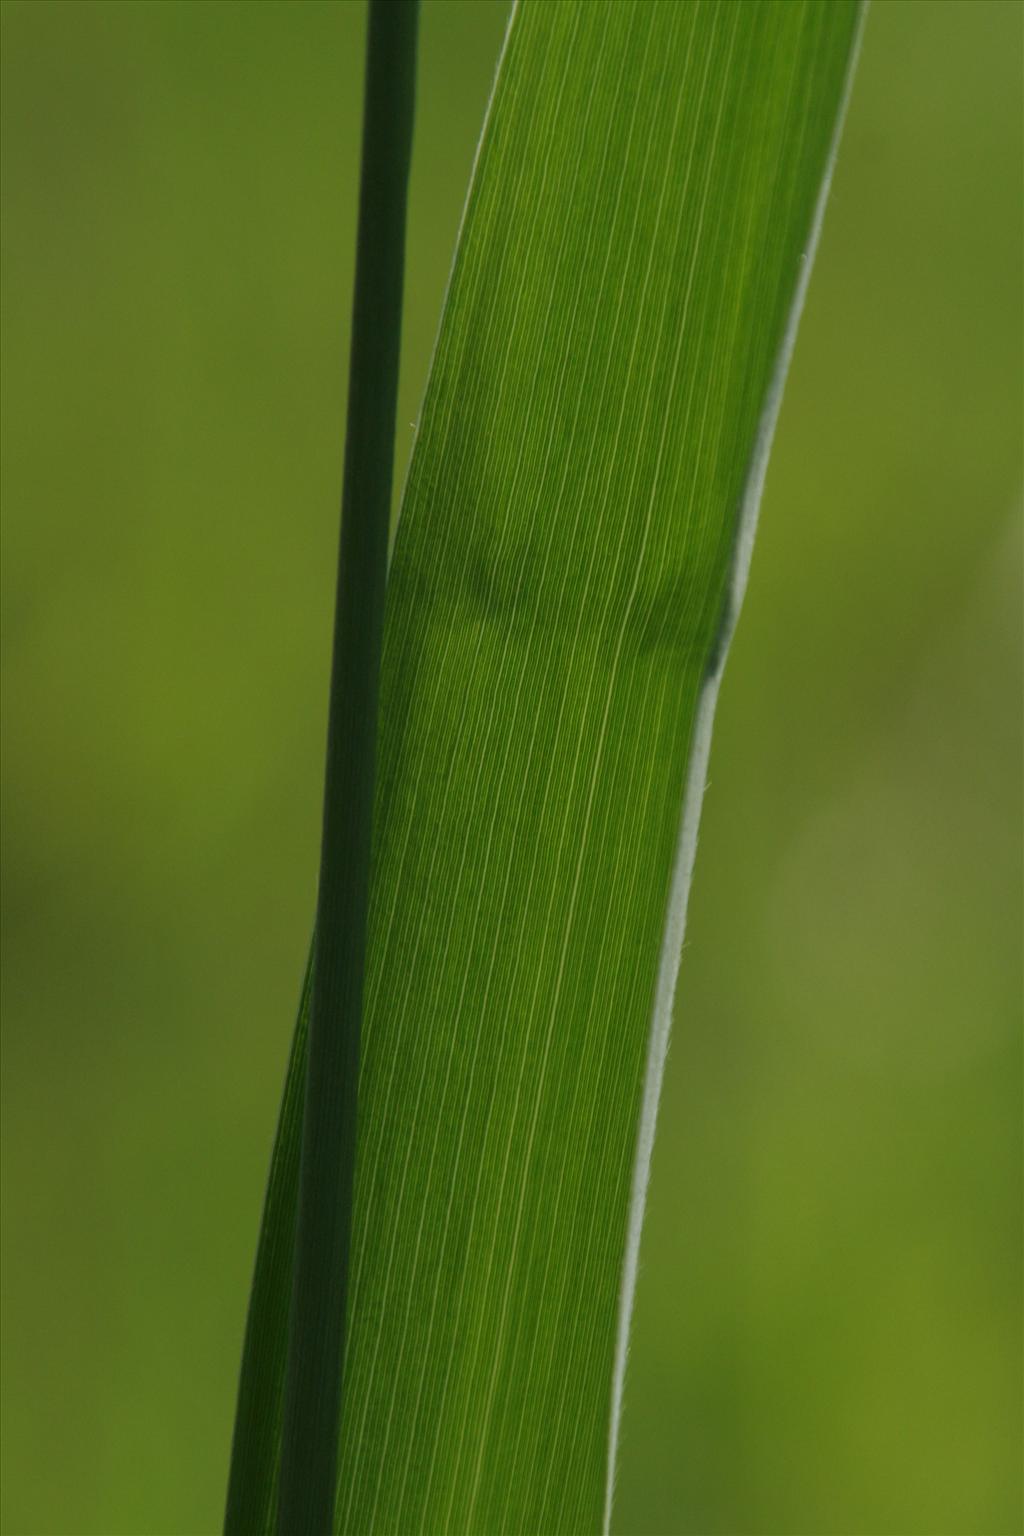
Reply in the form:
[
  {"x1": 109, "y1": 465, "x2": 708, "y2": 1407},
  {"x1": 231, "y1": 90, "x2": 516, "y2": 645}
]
[{"x1": 227, "y1": 2, "x2": 863, "y2": 1531}]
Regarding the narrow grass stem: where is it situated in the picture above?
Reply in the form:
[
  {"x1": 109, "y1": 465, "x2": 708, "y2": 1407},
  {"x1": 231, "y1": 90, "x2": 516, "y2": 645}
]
[{"x1": 275, "y1": 5, "x2": 418, "y2": 1532}]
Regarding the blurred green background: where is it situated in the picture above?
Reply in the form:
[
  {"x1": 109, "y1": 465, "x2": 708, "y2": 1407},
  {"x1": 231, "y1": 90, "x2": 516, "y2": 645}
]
[{"x1": 1, "y1": 2, "x2": 1020, "y2": 1532}]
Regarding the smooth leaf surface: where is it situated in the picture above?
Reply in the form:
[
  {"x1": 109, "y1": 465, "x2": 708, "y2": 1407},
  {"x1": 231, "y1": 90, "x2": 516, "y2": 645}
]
[{"x1": 227, "y1": 2, "x2": 863, "y2": 1531}]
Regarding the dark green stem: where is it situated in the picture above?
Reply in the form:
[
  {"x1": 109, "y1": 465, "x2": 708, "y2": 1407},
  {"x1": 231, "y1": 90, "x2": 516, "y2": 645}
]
[{"x1": 275, "y1": 4, "x2": 418, "y2": 1532}]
